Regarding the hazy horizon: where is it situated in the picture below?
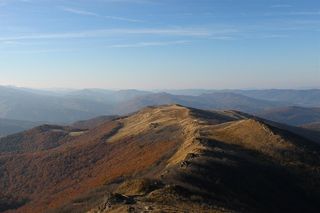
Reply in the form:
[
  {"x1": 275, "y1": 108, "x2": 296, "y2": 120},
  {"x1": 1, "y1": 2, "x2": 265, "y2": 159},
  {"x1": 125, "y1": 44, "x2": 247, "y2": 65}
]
[
  {"x1": 0, "y1": 0, "x2": 319, "y2": 89},
  {"x1": 1, "y1": 84, "x2": 320, "y2": 91}
]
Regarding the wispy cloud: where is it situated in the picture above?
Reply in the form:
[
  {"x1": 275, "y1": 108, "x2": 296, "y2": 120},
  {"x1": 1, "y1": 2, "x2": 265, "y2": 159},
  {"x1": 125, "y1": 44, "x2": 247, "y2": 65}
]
[
  {"x1": 209, "y1": 36, "x2": 235, "y2": 40},
  {"x1": 60, "y1": 6, "x2": 143, "y2": 22},
  {"x1": 260, "y1": 34, "x2": 289, "y2": 39},
  {"x1": 265, "y1": 11, "x2": 320, "y2": 16},
  {"x1": 109, "y1": 40, "x2": 190, "y2": 48},
  {"x1": 0, "y1": 40, "x2": 48, "y2": 46},
  {"x1": 0, "y1": 28, "x2": 215, "y2": 42},
  {"x1": 61, "y1": 7, "x2": 98, "y2": 16},
  {"x1": 101, "y1": 0, "x2": 156, "y2": 4},
  {"x1": 2, "y1": 48, "x2": 76, "y2": 54},
  {"x1": 1, "y1": 40, "x2": 27, "y2": 45},
  {"x1": 289, "y1": 11, "x2": 320, "y2": 16}
]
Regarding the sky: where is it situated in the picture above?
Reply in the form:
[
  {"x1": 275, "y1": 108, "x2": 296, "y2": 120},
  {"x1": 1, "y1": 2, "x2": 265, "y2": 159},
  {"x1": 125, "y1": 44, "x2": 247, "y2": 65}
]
[{"x1": 0, "y1": 0, "x2": 319, "y2": 89}]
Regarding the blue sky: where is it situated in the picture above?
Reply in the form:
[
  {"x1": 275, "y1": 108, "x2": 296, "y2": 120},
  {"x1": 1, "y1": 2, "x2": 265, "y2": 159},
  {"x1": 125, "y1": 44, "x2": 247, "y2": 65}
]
[{"x1": 0, "y1": 0, "x2": 319, "y2": 89}]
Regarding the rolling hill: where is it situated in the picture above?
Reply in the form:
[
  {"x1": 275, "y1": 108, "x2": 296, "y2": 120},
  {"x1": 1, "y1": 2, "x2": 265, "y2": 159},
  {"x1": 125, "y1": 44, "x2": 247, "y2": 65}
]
[{"x1": 0, "y1": 105, "x2": 319, "y2": 213}]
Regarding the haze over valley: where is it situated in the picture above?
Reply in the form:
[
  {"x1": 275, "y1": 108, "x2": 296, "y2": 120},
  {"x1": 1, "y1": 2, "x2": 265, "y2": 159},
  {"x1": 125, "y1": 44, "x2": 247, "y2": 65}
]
[{"x1": 1, "y1": 86, "x2": 320, "y2": 135}]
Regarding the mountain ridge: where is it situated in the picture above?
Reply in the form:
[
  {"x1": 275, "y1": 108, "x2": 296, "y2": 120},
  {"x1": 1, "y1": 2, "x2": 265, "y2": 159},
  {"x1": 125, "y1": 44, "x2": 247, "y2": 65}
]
[{"x1": 0, "y1": 105, "x2": 319, "y2": 212}]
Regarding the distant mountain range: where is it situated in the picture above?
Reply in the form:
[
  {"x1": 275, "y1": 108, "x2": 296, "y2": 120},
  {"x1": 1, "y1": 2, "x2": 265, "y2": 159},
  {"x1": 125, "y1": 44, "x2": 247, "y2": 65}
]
[
  {"x1": 0, "y1": 86, "x2": 320, "y2": 130},
  {"x1": 257, "y1": 106, "x2": 320, "y2": 126},
  {"x1": 162, "y1": 89, "x2": 320, "y2": 106},
  {"x1": 232, "y1": 89, "x2": 320, "y2": 107},
  {"x1": 116, "y1": 92, "x2": 283, "y2": 114}
]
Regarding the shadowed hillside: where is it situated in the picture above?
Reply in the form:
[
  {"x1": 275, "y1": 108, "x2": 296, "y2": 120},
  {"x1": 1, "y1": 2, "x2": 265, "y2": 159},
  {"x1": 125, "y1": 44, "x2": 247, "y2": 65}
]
[
  {"x1": 0, "y1": 118, "x2": 40, "y2": 138},
  {"x1": 0, "y1": 125, "x2": 85, "y2": 153},
  {"x1": 302, "y1": 122, "x2": 320, "y2": 132},
  {"x1": 72, "y1": 116, "x2": 118, "y2": 130},
  {"x1": 0, "y1": 105, "x2": 319, "y2": 213}
]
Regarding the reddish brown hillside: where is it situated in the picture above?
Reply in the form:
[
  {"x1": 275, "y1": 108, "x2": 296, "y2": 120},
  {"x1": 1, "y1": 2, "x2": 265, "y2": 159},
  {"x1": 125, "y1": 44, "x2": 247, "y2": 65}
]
[
  {"x1": 0, "y1": 125, "x2": 85, "y2": 153},
  {"x1": 1, "y1": 105, "x2": 234, "y2": 212},
  {"x1": 0, "y1": 105, "x2": 319, "y2": 213}
]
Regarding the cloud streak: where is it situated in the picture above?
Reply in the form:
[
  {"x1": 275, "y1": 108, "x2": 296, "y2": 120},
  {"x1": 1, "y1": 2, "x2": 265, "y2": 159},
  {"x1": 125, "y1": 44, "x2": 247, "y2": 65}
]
[
  {"x1": 100, "y1": 0, "x2": 156, "y2": 4},
  {"x1": 0, "y1": 28, "x2": 216, "y2": 42},
  {"x1": 4, "y1": 48, "x2": 76, "y2": 54},
  {"x1": 60, "y1": 6, "x2": 143, "y2": 22},
  {"x1": 109, "y1": 40, "x2": 190, "y2": 48},
  {"x1": 265, "y1": 11, "x2": 320, "y2": 16},
  {"x1": 61, "y1": 7, "x2": 98, "y2": 16}
]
